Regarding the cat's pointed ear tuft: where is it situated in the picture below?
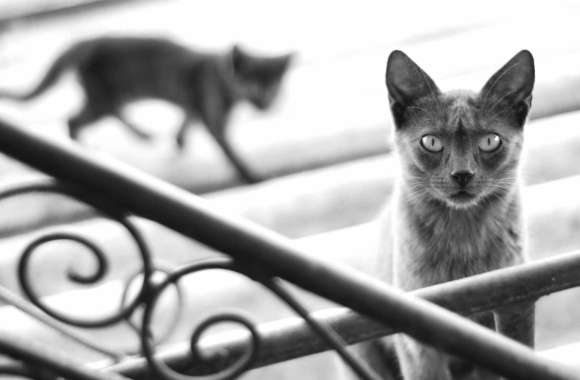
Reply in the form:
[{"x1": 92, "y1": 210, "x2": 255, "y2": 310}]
[
  {"x1": 232, "y1": 44, "x2": 243, "y2": 57},
  {"x1": 385, "y1": 50, "x2": 439, "y2": 126},
  {"x1": 481, "y1": 50, "x2": 535, "y2": 122},
  {"x1": 231, "y1": 44, "x2": 248, "y2": 73},
  {"x1": 281, "y1": 52, "x2": 295, "y2": 69},
  {"x1": 274, "y1": 52, "x2": 295, "y2": 73},
  {"x1": 386, "y1": 51, "x2": 439, "y2": 106}
]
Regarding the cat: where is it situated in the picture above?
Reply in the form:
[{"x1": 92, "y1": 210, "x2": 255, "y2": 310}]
[
  {"x1": 354, "y1": 50, "x2": 535, "y2": 380},
  {"x1": 0, "y1": 37, "x2": 294, "y2": 183}
]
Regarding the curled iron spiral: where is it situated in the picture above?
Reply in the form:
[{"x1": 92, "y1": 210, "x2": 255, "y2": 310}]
[
  {"x1": 0, "y1": 180, "x2": 154, "y2": 329},
  {"x1": 121, "y1": 262, "x2": 187, "y2": 350},
  {"x1": 0, "y1": 180, "x2": 378, "y2": 380},
  {"x1": 140, "y1": 259, "x2": 260, "y2": 380},
  {"x1": 140, "y1": 258, "x2": 379, "y2": 380}
]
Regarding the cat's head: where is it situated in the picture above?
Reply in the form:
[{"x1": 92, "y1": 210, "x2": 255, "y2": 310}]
[
  {"x1": 386, "y1": 50, "x2": 534, "y2": 209},
  {"x1": 231, "y1": 45, "x2": 294, "y2": 110}
]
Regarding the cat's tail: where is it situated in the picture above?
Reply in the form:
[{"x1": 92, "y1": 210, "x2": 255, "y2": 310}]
[{"x1": 0, "y1": 39, "x2": 94, "y2": 101}]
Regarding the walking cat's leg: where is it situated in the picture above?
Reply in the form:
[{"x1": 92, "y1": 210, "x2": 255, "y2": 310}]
[
  {"x1": 115, "y1": 111, "x2": 152, "y2": 140},
  {"x1": 494, "y1": 301, "x2": 535, "y2": 348},
  {"x1": 209, "y1": 129, "x2": 260, "y2": 183},
  {"x1": 175, "y1": 115, "x2": 192, "y2": 149},
  {"x1": 199, "y1": 87, "x2": 260, "y2": 183},
  {"x1": 69, "y1": 70, "x2": 112, "y2": 141},
  {"x1": 68, "y1": 103, "x2": 103, "y2": 140}
]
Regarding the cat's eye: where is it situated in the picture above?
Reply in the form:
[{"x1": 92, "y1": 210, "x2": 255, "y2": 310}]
[
  {"x1": 478, "y1": 133, "x2": 502, "y2": 152},
  {"x1": 420, "y1": 135, "x2": 443, "y2": 152}
]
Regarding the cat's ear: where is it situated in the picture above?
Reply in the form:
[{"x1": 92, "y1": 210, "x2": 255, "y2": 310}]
[
  {"x1": 480, "y1": 50, "x2": 535, "y2": 125},
  {"x1": 385, "y1": 50, "x2": 439, "y2": 127},
  {"x1": 231, "y1": 44, "x2": 243, "y2": 63},
  {"x1": 231, "y1": 44, "x2": 249, "y2": 73},
  {"x1": 280, "y1": 52, "x2": 295, "y2": 70},
  {"x1": 232, "y1": 44, "x2": 244, "y2": 57},
  {"x1": 272, "y1": 52, "x2": 294, "y2": 74}
]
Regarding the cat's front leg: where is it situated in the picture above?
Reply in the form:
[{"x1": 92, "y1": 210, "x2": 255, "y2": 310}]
[
  {"x1": 349, "y1": 338, "x2": 399, "y2": 380},
  {"x1": 491, "y1": 302, "x2": 535, "y2": 380},
  {"x1": 175, "y1": 115, "x2": 192, "y2": 150},
  {"x1": 494, "y1": 301, "x2": 535, "y2": 347},
  {"x1": 212, "y1": 131, "x2": 261, "y2": 183},
  {"x1": 200, "y1": 90, "x2": 261, "y2": 183},
  {"x1": 447, "y1": 312, "x2": 500, "y2": 380},
  {"x1": 396, "y1": 335, "x2": 453, "y2": 380}
]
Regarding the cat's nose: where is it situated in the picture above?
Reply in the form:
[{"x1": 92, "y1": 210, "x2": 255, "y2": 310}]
[{"x1": 451, "y1": 170, "x2": 474, "y2": 187}]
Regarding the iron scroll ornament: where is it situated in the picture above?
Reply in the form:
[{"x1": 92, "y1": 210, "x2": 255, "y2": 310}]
[{"x1": 0, "y1": 180, "x2": 379, "y2": 380}]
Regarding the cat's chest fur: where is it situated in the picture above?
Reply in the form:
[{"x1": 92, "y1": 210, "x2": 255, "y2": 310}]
[{"x1": 388, "y1": 186, "x2": 524, "y2": 290}]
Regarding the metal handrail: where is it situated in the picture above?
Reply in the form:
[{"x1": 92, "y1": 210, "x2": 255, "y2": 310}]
[
  {"x1": 98, "y1": 248, "x2": 580, "y2": 377},
  {"x1": 0, "y1": 118, "x2": 577, "y2": 380}
]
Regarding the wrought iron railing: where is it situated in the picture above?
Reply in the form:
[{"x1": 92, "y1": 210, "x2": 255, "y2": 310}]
[
  {"x1": 99, "y1": 249, "x2": 580, "y2": 378},
  {"x1": 0, "y1": 117, "x2": 578, "y2": 380}
]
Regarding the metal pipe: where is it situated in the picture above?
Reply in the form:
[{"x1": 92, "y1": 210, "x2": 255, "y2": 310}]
[{"x1": 0, "y1": 118, "x2": 576, "y2": 380}]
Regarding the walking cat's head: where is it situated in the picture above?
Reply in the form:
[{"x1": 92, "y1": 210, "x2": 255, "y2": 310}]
[
  {"x1": 231, "y1": 45, "x2": 294, "y2": 110},
  {"x1": 386, "y1": 50, "x2": 534, "y2": 209}
]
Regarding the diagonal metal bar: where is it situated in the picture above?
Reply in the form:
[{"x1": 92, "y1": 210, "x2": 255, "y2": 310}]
[
  {"x1": 0, "y1": 118, "x2": 577, "y2": 380},
  {"x1": 102, "y1": 248, "x2": 580, "y2": 377}
]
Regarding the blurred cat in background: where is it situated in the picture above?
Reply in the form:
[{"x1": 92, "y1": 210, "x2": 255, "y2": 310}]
[{"x1": 0, "y1": 37, "x2": 294, "y2": 183}]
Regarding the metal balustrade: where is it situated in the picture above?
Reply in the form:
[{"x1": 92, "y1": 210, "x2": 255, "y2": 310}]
[
  {"x1": 0, "y1": 117, "x2": 578, "y2": 380},
  {"x1": 100, "y1": 249, "x2": 580, "y2": 378}
]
